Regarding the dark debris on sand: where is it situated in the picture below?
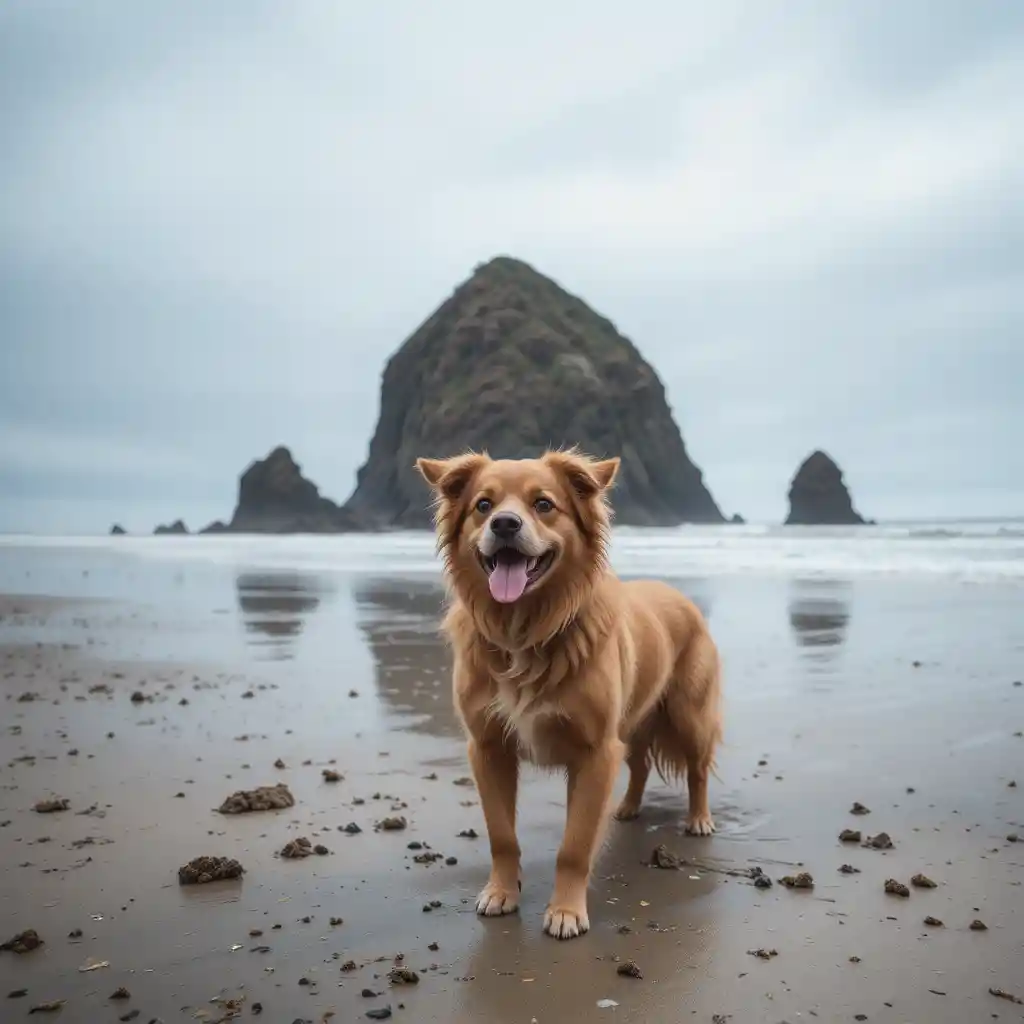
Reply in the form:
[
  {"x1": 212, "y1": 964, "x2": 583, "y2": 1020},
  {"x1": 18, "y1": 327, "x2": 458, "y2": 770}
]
[
  {"x1": 178, "y1": 855, "x2": 244, "y2": 885},
  {"x1": 884, "y1": 879, "x2": 910, "y2": 898},
  {"x1": 779, "y1": 872, "x2": 814, "y2": 889},
  {"x1": 33, "y1": 798, "x2": 70, "y2": 814},
  {"x1": 1, "y1": 930, "x2": 44, "y2": 954},
  {"x1": 216, "y1": 782, "x2": 294, "y2": 814},
  {"x1": 28, "y1": 1000, "x2": 65, "y2": 1014},
  {"x1": 279, "y1": 837, "x2": 329, "y2": 859},
  {"x1": 864, "y1": 832, "x2": 894, "y2": 850},
  {"x1": 388, "y1": 967, "x2": 419, "y2": 985},
  {"x1": 989, "y1": 987, "x2": 1024, "y2": 1005},
  {"x1": 911, "y1": 873, "x2": 937, "y2": 888},
  {"x1": 648, "y1": 844, "x2": 681, "y2": 869},
  {"x1": 616, "y1": 959, "x2": 643, "y2": 978}
]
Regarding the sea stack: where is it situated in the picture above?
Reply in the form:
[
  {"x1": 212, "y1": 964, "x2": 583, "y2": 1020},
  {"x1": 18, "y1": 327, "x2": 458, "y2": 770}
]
[
  {"x1": 222, "y1": 446, "x2": 356, "y2": 534},
  {"x1": 153, "y1": 519, "x2": 189, "y2": 535},
  {"x1": 785, "y1": 450, "x2": 868, "y2": 525},
  {"x1": 342, "y1": 256, "x2": 724, "y2": 527}
]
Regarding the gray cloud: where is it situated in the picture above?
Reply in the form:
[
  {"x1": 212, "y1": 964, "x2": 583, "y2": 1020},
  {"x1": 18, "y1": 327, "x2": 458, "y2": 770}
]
[{"x1": 1, "y1": 0, "x2": 1022, "y2": 532}]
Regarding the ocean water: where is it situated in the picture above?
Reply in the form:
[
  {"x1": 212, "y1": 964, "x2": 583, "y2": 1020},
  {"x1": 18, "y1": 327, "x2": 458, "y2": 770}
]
[{"x1": 1, "y1": 519, "x2": 1023, "y2": 592}]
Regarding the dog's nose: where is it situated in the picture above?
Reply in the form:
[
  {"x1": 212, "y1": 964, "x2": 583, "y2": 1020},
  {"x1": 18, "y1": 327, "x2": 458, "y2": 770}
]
[{"x1": 490, "y1": 512, "x2": 522, "y2": 539}]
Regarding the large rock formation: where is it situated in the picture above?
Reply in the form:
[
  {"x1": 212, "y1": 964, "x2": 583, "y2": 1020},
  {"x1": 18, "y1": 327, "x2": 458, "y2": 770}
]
[
  {"x1": 785, "y1": 451, "x2": 868, "y2": 525},
  {"x1": 343, "y1": 256, "x2": 724, "y2": 527},
  {"x1": 222, "y1": 446, "x2": 356, "y2": 534}
]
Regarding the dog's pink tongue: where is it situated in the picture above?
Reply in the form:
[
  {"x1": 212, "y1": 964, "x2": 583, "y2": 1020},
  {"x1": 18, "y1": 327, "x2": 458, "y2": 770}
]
[{"x1": 489, "y1": 560, "x2": 529, "y2": 603}]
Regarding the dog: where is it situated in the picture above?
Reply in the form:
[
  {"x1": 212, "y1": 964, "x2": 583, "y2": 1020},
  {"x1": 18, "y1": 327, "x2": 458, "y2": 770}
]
[{"x1": 415, "y1": 447, "x2": 723, "y2": 940}]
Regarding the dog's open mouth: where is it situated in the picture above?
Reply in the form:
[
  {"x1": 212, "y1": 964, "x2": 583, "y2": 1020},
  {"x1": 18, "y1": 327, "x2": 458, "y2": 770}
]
[{"x1": 480, "y1": 547, "x2": 555, "y2": 604}]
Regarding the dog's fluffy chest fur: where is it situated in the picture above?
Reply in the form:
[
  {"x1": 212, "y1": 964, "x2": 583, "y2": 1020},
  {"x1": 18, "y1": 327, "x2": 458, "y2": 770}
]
[{"x1": 491, "y1": 683, "x2": 571, "y2": 766}]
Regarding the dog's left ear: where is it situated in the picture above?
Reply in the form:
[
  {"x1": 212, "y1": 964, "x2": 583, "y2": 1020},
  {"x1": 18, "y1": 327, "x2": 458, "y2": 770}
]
[
  {"x1": 415, "y1": 453, "x2": 487, "y2": 501},
  {"x1": 545, "y1": 451, "x2": 620, "y2": 499}
]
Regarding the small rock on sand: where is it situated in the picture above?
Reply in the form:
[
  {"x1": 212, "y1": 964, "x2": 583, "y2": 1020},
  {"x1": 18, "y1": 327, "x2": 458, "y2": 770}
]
[
  {"x1": 924, "y1": 916, "x2": 944, "y2": 927},
  {"x1": 366, "y1": 1009, "x2": 392, "y2": 1020},
  {"x1": 850, "y1": 802, "x2": 870, "y2": 815},
  {"x1": 279, "y1": 837, "x2": 327, "y2": 859},
  {"x1": 911, "y1": 873, "x2": 937, "y2": 888},
  {"x1": 617, "y1": 959, "x2": 643, "y2": 978},
  {"x1": 839, "y1": 864, "x2": 861, "y2": 874},
  {"x1": 864, "y1": 832, "x2": 894, "y2": 849},
  {"x1": 649, "y1": 844, "x2": 681, "y2": 869},
  {"x1": 989, "y1": 987, "x2": 1024, "y2": 1005},
  {"x1": 177, "y1": 856, "x2": 244, "y2": 885},
  {"x1": 1, "y1": 930, "x2": 44, "y2": 953},
  {"x1": 747, "y1": 948, "x2": 778, "y2": 960},
  {"x1": 109, "y1": 987, "x2": 130, "y2": 1000},
  {"x1": 884, "y1": 879, "x2": 910, "y2": 897},
  {"x1": 839, "y1": 829, "x2": 861, "y2": 843},
  {"x1": 33, "y1": 799, "x2": 69, "y2": 814},
  {"x1": 388, "y1": 967, "x2": 419, "y2": 985},
  {"x1": 217, "y1": 783, "x2": 294, "y2": 814},
  {"x1": 969, "y1": 919, "x2": 988, "y2": 931},
  {"x1": 375, "y1": 816, "x2": 407, "y2": 831},
  {"x1": 779, "y1": 872, "x2": 814, "y2": 889},
  {"x1": 322, "y1": 769, "x2": 342, "y2": 783},
  {"x1": 28, "y1": 1000, "x2": 65, "y2": 1014}
]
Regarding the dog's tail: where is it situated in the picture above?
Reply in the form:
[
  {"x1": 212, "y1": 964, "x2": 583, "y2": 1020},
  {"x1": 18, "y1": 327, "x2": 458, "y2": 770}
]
[{"x1": 648, "y1": 629, "x2": 723, "y2": 785}]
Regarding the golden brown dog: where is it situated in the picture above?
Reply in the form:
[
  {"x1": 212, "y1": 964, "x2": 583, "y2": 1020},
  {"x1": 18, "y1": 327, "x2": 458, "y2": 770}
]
[{"x1": 415, "y1": 448, "x2": 722, "y2": 939}]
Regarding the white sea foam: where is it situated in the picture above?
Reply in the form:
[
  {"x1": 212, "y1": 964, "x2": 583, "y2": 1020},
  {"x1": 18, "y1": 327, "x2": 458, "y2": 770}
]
[{"x1": 2, "y1": 520, "x2": 1023, "y2": 582}]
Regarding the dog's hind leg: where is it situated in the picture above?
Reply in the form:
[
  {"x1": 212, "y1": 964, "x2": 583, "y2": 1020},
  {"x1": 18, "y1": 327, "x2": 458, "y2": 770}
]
[
  {"x1": 614, "y1": 717, "x2": 655, "y2": 821},
  {"x1": 660, "y1": 632, "x2": 722, "y2": 836}
]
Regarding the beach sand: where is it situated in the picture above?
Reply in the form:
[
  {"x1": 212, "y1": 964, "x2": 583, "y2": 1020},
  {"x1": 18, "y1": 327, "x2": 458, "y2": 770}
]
[{"x1": 1, "y1": 566, "x2": 1022, "y2": 1023}]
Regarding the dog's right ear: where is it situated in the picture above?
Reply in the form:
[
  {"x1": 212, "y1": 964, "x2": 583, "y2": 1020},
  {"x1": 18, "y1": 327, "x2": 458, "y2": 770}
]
[{"x1": 415, "y1": 453, "x2": 487, "y2": 501}]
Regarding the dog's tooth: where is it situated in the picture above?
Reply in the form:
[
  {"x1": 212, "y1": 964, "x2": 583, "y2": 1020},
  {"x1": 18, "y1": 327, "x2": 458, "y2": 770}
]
[{"x1": 527, "y1": 557, "x2": 538, "y2": 571}]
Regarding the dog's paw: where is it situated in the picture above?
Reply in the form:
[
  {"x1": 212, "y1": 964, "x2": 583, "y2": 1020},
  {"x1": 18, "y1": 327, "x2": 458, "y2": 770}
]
[
  {"x1": 476, "y1": 881, "x2": 520, "y2": 917},
  {"x1": 686, "y1": 813, "x2": 716, "y2": 836},
  {"x1": 613, "y1": 801, "x2": 641, "y2": 822},
  {"x1": 543, "y1": 904, "x2": 590, "y2": 940}
]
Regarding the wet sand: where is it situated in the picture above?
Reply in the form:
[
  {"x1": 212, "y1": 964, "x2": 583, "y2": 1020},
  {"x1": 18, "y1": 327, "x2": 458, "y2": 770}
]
[{"x1": 1, "y1": 569, "x2": 1023, "y2": 1023}]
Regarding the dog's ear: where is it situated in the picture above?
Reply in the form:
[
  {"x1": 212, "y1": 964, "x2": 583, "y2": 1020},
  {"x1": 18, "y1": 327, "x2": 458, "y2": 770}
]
[
  {"x1": 415, "y1": 453, "x2": 487, "y2": 501},
  {"x1": 544, "y1": 450, "x2": 620, "y2": 499}
]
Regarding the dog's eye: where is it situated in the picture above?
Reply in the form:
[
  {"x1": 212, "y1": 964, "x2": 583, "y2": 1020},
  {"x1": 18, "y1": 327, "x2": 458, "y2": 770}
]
[
  {"x1": 475, "y1": 497, "x2": 493, "y2": 514},
  {"x1": 534, "y1": 497, "x2": 554, "y2": 514}
]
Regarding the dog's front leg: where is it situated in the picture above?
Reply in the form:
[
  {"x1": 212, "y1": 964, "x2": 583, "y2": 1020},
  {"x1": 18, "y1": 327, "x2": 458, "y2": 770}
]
[
  {"x1": 544, "y1": 739, "x2": 625, "y2": 939},
  {"x1": 467, "y1": 733, "x2": 521, "y2": 916}
]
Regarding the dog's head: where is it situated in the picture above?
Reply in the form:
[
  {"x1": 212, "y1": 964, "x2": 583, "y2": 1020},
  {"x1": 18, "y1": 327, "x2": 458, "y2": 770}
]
[{"x1": 415, "y1": 448, "x2": 619, "y2": 607}]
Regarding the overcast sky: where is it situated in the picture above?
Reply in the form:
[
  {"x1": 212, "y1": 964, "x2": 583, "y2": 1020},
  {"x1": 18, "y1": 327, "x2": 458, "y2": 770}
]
[{"x1": 1, "y1": 1, "x2": 1022, "y2": 533}]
